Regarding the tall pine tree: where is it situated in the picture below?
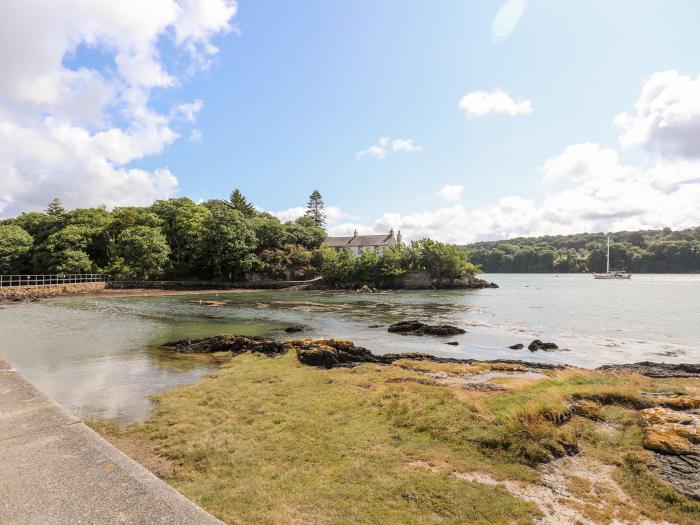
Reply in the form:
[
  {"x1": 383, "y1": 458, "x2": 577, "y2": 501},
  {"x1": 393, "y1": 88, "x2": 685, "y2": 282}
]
[
  {"x1": 305, "y1": 190, "x2": 326, "y2": 228},
  {"x1": 45, "y1": 198, "x2": 65, "y2": 216},
  {"x1": 228, "y1": 189, "x2": 256, "y2": 217}
]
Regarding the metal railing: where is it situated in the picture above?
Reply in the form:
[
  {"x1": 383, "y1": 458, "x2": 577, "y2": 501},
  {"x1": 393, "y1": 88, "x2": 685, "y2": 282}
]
[{"x1": 0, "y1": 274, "x2": 110, "y2": 287}]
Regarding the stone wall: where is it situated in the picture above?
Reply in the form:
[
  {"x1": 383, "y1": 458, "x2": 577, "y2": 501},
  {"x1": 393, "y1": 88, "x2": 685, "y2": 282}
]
[
  {"x1": 108, "y1": 279, "x2": 313, "y2": 290},
  {"x1": 0, "y1": 282, "x2": 106, "y2": 302}
]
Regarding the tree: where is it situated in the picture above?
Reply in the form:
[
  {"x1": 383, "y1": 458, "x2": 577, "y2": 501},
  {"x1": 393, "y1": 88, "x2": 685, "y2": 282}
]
[
  {"x1": 199, "y1": 201, "x2": 257, "y2": 279},
  {"x1": 151, "y1": 198, "x2": 210, "y2": 277},
  {"x1": 112, "y1": 226, "x2": 170, "y2": 279},
  {"x1": 283, "y1": 216, "x2": 326, "y2": 249},
  {"x1": 0, "y1": 225, "x2": 33, "y2": 273},
  {"x1": 229, "y1": 189, "x2": 256, "y2": 217},
  {"x1": 45, "y1": 198, "x2": 65, "y2": 216},
  {"x1": 305, "y1": 190, "x2": 326, "y2": 228},
  {"x1": 33, "y1": 225, "x2": 97, "y2": 273},
  {"x1": 251, "y1": 213, "x2": 286, "y2": 251}
]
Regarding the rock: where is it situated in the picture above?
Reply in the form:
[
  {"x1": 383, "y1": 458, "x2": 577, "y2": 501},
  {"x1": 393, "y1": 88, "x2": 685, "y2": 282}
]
[
  {"x1": 290, "y1": 339, "x2": 388, "y2": 368},
  {"x1": 161, "y1": 335, "x2": 285, "y2": 355},
  {"x1": 461, "y1": 382, "x2": 507, "y2": 392},
  {"x1": 528, "y1": 340, "x2": 559, "y2": 352},
  {"x1": 357, "y1": 284, "x2": 374, "y2": 294},
  {"x1": 284, "y1": 326, "x2": 304, "y2": 333},
  {"x1": 445, "y1": 341, "x2": 459, "y2": 346},
  {"x1": 570, "y1": 400, "x2": 601, "y2": 420},
  {"x1": 368, "y1": 325, "x2": 383, "y2": 328},
  {"x1": 597, "y1": 362, "x2": 700, "y2": 378},
  {"x1": 639, "y1": 407, "x2": 699, "y2": 455},
  {"x1": 388, "y1": 321, "x2": 466, "y2": 337},
  {"x1": 652, "y1": 453, "x2": 700, "y2": 500},
  {"x1": 509, "y1": 343, "x2": 524, "y2": 350}
]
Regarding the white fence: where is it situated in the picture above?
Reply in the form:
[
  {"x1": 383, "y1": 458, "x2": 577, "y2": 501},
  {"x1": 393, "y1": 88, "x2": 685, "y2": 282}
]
[{"x1": 0, "y1": 274, "x2": 109, "y2": 287}]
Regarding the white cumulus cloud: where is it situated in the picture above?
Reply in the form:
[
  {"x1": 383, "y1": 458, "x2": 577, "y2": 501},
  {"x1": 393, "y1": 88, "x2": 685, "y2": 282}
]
[
  {"x1": 0, "y1": 0, "x2": 237, "y2": 217},
  {"x1": 615, "y1": 70, "x2": 700, "y2": 159},
  {"x1": 339, "y1": 72, "x2": 700, "y2": 244},
  {"x1": 459, "y1": 89, "x2": 532, "y2": 118},
  {"x1": 437, "y1": 184, "x2": 464, "y2": 202},
  {"x1": 356, "y1": 136, "x2": 422, "y2": 160}
]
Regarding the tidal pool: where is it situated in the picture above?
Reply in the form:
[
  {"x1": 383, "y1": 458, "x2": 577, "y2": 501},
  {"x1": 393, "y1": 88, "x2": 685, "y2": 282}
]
[{"x1": 1, "y1": 274, "x2": 698, "y2": 422}]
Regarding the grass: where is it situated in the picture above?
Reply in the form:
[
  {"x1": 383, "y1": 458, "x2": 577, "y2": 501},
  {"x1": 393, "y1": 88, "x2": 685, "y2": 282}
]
[{"x1": 93, "y1": 351, "x2": 700, "y2": 525}]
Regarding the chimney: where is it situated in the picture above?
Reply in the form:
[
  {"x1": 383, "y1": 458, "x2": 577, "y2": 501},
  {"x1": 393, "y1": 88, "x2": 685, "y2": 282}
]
[
  {"x1": 389, "y1": 227, "x2": 394, "y2": 238},
  {"x1": 397, "y1": 230, "x2": 402, "y2": 244},
  {"x1": 353, "y1": 229, "x2": 358, "y2": 238}
]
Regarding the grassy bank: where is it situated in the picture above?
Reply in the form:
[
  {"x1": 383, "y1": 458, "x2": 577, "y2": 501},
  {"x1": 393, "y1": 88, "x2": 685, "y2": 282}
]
[{"x1": 92, "y1": 350, "x2": 700, "y2": 525}]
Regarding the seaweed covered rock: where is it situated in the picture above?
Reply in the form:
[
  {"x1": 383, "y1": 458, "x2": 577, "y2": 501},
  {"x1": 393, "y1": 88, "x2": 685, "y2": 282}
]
[
  {"x1": 527, "y1": 340, "x2": 559, "y2": 351},
  {"x1": 161, "y1": 335, "x2": 285, "y2": 355},
  {"x1": 388, "y1": 321, "x2": 466, "y2": 337},
  {"x1": 598, "y1": 362, "x2": 700, "y2": 378},
  {"x1": 290, "y1": 339, "x2": 388, "y2": 368}
]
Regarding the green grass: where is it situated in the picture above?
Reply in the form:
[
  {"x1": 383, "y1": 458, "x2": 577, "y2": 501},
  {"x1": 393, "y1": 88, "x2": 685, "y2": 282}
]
[{"x1": 99, "y1": 352, "x2": 700, "y2": 525}]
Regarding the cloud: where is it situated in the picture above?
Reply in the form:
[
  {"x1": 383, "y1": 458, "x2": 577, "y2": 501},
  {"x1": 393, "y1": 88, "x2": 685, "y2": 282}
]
[
  {"x1": 437, "y1": 184, "x2": 464, "y2": 202},
  {"x1": 189, "y1": 128, "x2": 203, "y2": 143},
  {"x1": 175, "y1": 99, "x2": 204, "y2": 122},
  {"x1": 0, "y1": 1, "x2": 236, "y2": 217},
  {"x1": 338, "y1": 70, "x2": 700, "y2": 244},
  {"x1": 491, "y1": 0, "x2": 528, "y2": 43},
  {"x1": 615, "y1": 70, "x2": 700, "y2": 160},
  {"x1": 270, "y1": 206, "x2": 346, "y2": 225},
  {"x1": 458, "y1": 89, "x2": 532, "y2": 118},
  {"x1": 356, "y1": 136, "x2": 422, "y2": 160},
  {"x1": 540, "y1": 143, "x2": 626, "y2": 182}
]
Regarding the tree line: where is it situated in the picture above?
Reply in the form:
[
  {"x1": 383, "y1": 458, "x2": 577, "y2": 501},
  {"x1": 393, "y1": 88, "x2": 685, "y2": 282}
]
[
  {"x1": 0, "y1": 191, "x2": 479, "y2": 284},
  {"x1": 0, "y1": 191, "x2": 328, "y2": 279},
  {"x1": 463, "y1": 228, "x2": 700, "y2": 273}
]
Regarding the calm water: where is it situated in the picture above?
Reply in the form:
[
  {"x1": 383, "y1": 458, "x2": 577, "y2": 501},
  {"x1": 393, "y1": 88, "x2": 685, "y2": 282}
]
[{"x1": 1, "y1": 274, "x2": 698, "y2": 422}]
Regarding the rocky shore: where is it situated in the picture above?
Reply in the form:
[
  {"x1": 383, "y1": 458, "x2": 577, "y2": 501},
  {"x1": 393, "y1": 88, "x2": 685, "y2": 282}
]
[
  {"x1": 160, "y1": 334, "x2": 564, "y2": 371},
  {"x1": 158, "y1": 333, "x2": 700, "y2": 506}
]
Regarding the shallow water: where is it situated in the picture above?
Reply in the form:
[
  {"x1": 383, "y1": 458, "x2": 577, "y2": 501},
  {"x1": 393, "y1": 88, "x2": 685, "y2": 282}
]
[{"x1": 1, "y1": 274, "x2": 698, "y2": 422}]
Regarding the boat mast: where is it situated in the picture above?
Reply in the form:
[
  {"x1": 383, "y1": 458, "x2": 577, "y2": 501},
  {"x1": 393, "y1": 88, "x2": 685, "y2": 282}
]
[{"x1": 606, "y1": 235, "x2": 610, "y2": 274}]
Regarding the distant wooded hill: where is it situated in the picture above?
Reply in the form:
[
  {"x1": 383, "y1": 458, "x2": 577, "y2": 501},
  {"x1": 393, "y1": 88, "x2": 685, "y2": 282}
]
[{"x1": 463, "y1": 227, "x2": 700, "y2": 273}]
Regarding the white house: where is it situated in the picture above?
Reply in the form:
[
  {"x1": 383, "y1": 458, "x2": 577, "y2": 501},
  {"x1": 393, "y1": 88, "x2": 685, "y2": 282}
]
[{"x1": 322, "y1": 229, "x2": 402, "y2": 257}]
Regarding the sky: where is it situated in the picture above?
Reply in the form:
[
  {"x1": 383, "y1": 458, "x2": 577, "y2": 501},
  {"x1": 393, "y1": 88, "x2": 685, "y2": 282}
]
[{"x1": 2, "y1": 0, "x2": 700, "y2": 243}]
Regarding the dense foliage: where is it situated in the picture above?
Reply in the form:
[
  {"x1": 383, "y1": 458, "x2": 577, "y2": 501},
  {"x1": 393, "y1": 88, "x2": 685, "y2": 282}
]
[
  {"x1": 0, "y1": 193, "x2": 326, "y2": 280},
  {"x1": 464, "y1": 228, "x2": 700, "y2": 273},
  {"x1": 0, "y1": 194, "x2": 481, "y2": 284},
  {"x1": 318, "y1": 239, "x2": 480, "y2": 286}
]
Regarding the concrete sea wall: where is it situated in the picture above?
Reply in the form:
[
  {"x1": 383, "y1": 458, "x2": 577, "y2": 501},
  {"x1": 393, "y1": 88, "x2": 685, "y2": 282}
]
[{"x1": 0, "y1": 357, "x2": 224, "y2": 524}]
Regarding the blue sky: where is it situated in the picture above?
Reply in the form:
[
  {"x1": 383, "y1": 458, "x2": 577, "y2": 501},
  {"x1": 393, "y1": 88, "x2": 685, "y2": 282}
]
[{"x1": 2, "y1": 0, "x2": 700, "y2": 241}]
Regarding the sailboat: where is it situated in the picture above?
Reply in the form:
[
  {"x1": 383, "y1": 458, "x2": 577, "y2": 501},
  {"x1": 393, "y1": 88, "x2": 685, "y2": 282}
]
[{"x1": 593, "y1": 235, "x2": 631, "y2": 279}]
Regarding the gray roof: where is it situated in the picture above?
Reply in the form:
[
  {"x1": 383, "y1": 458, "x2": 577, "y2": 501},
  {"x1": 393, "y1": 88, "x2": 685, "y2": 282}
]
[{"x1": 322, "y1": 233, "x2": 397, "y2": 248}]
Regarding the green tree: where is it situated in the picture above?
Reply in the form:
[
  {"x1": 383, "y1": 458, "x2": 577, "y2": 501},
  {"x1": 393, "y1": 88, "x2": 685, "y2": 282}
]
[
  {"x1": 112, "y1": 226, "x2": 170, "y2": 279},
  {"x1": 252, "y1": 213, "x2": 286, "y2": 251},
  {"x1": 0, "y1": 225, "x2": 34, "y2": 273},
  {"x1": 199, "y1": 202, "x2": 257, "y2": 279},
  {"x1": 151, "y1": 198, "x2": 210, "y2": 277},
  {"x1": 228, "y1": 189, "x2": 257, "y2": 217},
  {"x1": 11, "y1": 212, "x2": 64, "y2": 245},
  {"x1": 33, "y1": 225, "x2": 97, "y2": 273},
  {"x1": 284, "y1": 216, "x2": 326, "y2": 249},
  {"x1": 45, "y1": 198, "x2": 65, "y2": 216},
  {"x1": 305, "y1": 190, "x2": 326, "y2": 228}
]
